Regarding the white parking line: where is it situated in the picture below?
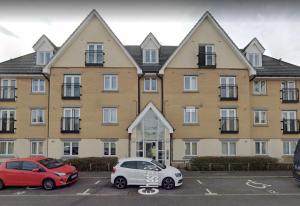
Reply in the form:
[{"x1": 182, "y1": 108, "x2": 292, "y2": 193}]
[
  {"x1": 196, "y1": 180, "x2": 202, "y2": 185},
  {"x1": 94, "y1": 180, "x2": 101, "y2": 185},
  {"x1": 205, "y1": 188, "x2": 218, "y2": 196},
  {"x1": 13, "y1": 191, "x2": 26, "y2": 195},
  {"x1": 76, "y1": 188, "x2": 91, "y2": 196}
]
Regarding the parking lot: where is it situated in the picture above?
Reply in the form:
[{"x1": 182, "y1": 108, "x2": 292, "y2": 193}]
[{"x1": 1, "y1": 171, "x2": 300, "y2": 206}]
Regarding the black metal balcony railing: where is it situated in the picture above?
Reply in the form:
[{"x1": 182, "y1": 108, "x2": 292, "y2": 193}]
[
  {"x1": 281, "y1": 88, "x2": 299, "y2": 103},
  {"x1": 281, "y1": 119, "x2": 300, "y2": 134},
  {"x1": 61, "y1": 117, "x2": 80, "y2": 133},
  {"x1": 85, "y1": 50, "x2": 105, "y2": 66},
  {"x1": 219, "y1": 85, "x2": 238, "y2": 100},
  {"x1": 219, "y1": 117, "x2": 239, "y2": 133},
  {"x1": 62, "y1": 84, "x2": 81, "y2": 100},
  {"x1": 197, "y1": 52, "x2": 216, "y2": 68},
  {"x1": 0, "y1": 118, "x2": 15, "y2": 133},
  {"x1": 0, "y1": 86, "x2": 17, "y2": 101}
]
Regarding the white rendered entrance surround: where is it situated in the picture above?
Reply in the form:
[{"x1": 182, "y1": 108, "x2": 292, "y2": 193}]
[{"x1": 128, "y1": 102, "x2": 173, "y2": 165}]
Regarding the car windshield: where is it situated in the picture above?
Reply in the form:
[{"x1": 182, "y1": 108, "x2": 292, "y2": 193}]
[
  {"x1": 151, "y1": 160, "x2": 166, "y2": 169},
  {"x1": 39, "y1": 158, "x2": 64, "y2": 169}
]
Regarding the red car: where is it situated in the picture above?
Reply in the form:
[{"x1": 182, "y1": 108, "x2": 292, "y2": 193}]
[{"x1": 0, "y1": 157, "x2": 78, "y2": 190}]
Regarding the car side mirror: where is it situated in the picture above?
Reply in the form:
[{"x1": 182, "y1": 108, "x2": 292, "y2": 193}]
[{"x1": 32, "y1": 168, "x2": 40, "y2": 172}]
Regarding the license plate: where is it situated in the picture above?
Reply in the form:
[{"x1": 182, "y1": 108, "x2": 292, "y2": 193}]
[{"x1": 70, "y1": 173, "x2": 78, "y2": 179}]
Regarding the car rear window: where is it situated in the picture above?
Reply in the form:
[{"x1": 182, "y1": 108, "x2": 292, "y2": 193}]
[
  {"x1": 6, "y1": 161, "x2": 21, "y2": 170},
  {"x1": 120, "y1": 161, "x2": 137, "y2": 169}
]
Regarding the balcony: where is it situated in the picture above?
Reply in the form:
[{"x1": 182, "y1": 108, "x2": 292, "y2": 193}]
[
  {"x1": 282, "y1": 119, "x2": 300, "y2": 134},
  {"x1": 85, "y1": 50, "x2": 104, "y2": 66},
  {"x1": 281, "y1": 88, "x2": 299, "y2": 103},
  {"x1": 62, "y1": 84, "x2": 81, "y2": 100},
  {"x1": 0, "y1": 118, "x2": 15, "y2": 133},
  {"x1": 220, "y1": 117, "x2": 239, "y2": 133},
  {"x1": 219, "y1": 85, "x2": 238, "y2": 100},
  {"x1": 61, "y1": 117, "x2": 80, "y2": 133},
  {"x1": 197, "y1": 52, "x2": 216, "y2": 68},
  {"x1": 0, "y1": 86, "x2": 16, "y2": 101}
]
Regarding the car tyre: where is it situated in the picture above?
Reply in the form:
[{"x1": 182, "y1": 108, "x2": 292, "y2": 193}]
[
  {"x1": 43, "y1": 179, "x2": 55, "y2": 190},
  {"x1": 0, "y1": 179, "x2": 4, "y2": 190},
  {"x1": 114, "y1": 177, "x2": 127, "y2": 189},
  {"x1": 162, "y1": 177, "x2": 175, "y2": 190}
]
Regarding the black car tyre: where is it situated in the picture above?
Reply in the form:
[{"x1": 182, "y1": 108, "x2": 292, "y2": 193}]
[
  {"x1": 114, "y1": 177, "x2": 127, "y2": 189},
  {"x1": 43, "y1": 179, "x2": 55, "y2": 190},
  {"x1": 162, "y1": 177, "x2": 175, "y2": 190}
]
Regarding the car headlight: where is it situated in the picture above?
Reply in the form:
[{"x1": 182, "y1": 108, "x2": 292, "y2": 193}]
[
  {"x1": 54, "y1": 172, "x2": 66, "y2": 177},
  {"x1": 175, "y1": 173, "x2": 182, "y2": 177}
]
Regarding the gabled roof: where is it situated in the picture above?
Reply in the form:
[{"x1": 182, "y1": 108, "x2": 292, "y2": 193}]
[
  {"x1": 43, "y1": 9, "x2": 142, "y2": 74},
  {"x1": 128, "y1": 102, "x2": 173, "y2": 133},
  {"x1": 33, "y1": 34, "x2": 57, "y2": 51},
  {"x1": 140, "y1": 32, "x2": 161, "y2": 49},
  {"x1": 159, "y1": 11, "x2": 256, "y2": 76},
  {"x1": 243, "y1": 37, "x2": 265, "y2": 54}
]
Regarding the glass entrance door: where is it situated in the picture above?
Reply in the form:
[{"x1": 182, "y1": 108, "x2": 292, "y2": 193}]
[{"x1": 145, "y1": 141, "x2": 157, "y2": 160}]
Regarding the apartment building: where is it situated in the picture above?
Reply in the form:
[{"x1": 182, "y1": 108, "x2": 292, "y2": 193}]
[{"x1": 0, "y1": 10, "x2": 299, "y2": 165}]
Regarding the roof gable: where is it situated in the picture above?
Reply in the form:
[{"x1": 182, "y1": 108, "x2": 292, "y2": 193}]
[
  {"x1": 141, "y1": 32, "x2": 161, "y2": 49},
  {"x1": 33, "y1": 35, "x2": 57, "y2": 51},
  {"x1": 243, "y1": 37, "x2": 265, "y2": 54}
]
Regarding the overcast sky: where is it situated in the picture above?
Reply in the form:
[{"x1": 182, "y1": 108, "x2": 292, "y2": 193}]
[{"x1": 0, "y1": 0, "x2": 300, "y2": 65}]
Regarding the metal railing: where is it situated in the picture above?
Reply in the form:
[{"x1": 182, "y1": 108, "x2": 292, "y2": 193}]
[
  {"x1": 61, "y1": 117, "x2": 80, "y2": 133},
  {"x1": 62, "y1": 84, "x2": 81, "y2": 99},
  {"x1": 219, "y1": 85, "x2": 238, "y2": 100},
  {"x1": 0, "y1": 86, "x2": 16, "y2": 101},
  {"x1": 219, "y1": 117, "x2": 239, "y2": 133},
  {"x1": 85, "y1": 50, "x2": 105, "y2": 66},
  {"x1": 197, "y1": 52, "x2": 216, "y2": 67},
  {"x1": 0, "y1": 118, "x2": 15, "y2": 133},
  {"x1": 281, "y1": 88, "x2": 299, "y2": 103},
  {"x1": 281, "y1": 119, "x2": 300, "y2": 134}
]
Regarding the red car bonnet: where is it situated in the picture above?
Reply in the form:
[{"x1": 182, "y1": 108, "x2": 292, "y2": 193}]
[{"x1": 48, "y1": 164, "x2": 76, "y2": 174}]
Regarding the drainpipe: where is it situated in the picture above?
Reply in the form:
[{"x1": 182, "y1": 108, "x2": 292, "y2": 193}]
[
  {"x1": 170, "y1": 133, "x2": 173, "y2": 166},
  {"x1": 158, "y1": 74, "x2": 164, "y2": 114},
  {"x1": 137, "y1": 74, "x2": 144, "y2": 114},
  {"x1": 128, "y1": 133, "x2": 131, "y2": 157},
  {"x1": 42, "y1": 73, "x2": 50, "y2": 157}
]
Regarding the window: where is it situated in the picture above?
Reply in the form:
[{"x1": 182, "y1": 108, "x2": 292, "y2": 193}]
[
  {"x1": 0, "y1": 109, "x2": 15, "y2": 133},
  {"x1": 64, "y1": 141, "x2": 79, "y2": 156},
  {"x1": 62, "y1": 108, "x2": 80, "y2": 132},
  {"x1": 254, "y1": 110, "x2": 267, "y2": 125},
  {"x1": 144, "y1": 77, "x2": 157, "y2": 92},
  {"x1": 31, "y1": 109, "x2": 45, "y2": 124},
  {"x1": 31, "y1": 141, "x2": 43, "y2": 155},
  {"x1": 248, "y1": 53, "x2": 260, "y2": 67},
  {"x1": 185, "y1": 142, "x2": 197, "y2": 156},
  {"x1": 205, "y1": 45, "x2": 215, "y2": 66},
  {"x1": 283, "y1": 140, "x2": 297, "y2": 155},
  {"x1": 63, "y1": 75, "x2": 81, "y2": 98},
  {"x1": 86, "y1": 43, "x2": 103, "y2": 65},
  {"x1": 184, "y1": 76, "x2": 198, "y2": 91},
  {"x1": 137, "y1": 161, "x2": 156, "y2": 170},
  {"x1": 104, "y1": 142, "x2": 116, "y2": 156},
  {"x1": 103, "y1": 108, "x2": 118, "y2": 124},
  {"x1": 32, "y1": 79, "x2": 45, "y2": 93},
  {"x1": 121, "y1": 161, "x2": 137, "y2": 169},
  {"x1": 6, "y1": 161, "x2": 21, "y2": 170},
  {"x1": 37, "y1": 51, "x2": 52, "y2": 65},
  {"x1": 144, "y1": 49, "x2": 158, "y2": 64},
  {"x1": 21, "y1": 161, "x2": 39, "y2": 171},
  {"x1": 184, "y1": 106, "x2": 198, "y2": 124},
  {"x1": 222, "y1": 141, "x2": 236, "y2": 156},
  {"x1": 104, "y1": 75, "x2": 118, "y2": 91},
  {"x1": 1, "y1": 79, "x2": 16, "y2": 100},
  {"x1": 0, "y1": 141, "x2": 14, "y2": 155},
  {"x1": 253, "y1": 80, "x2": 266, "y2": 95},
  {"x1": 255, "y1": 141, "x2": 267, "y2": 155}
]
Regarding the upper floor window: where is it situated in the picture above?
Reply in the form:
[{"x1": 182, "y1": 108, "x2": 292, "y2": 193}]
[
  {"x1": 144, "y1": 77, "x2": 157, "y2": 92},
  {"x1": 37, "y1": 51, "x2": 52, "y2": 65},
  {"x1": 63, "y1": 75, "x2": 81, "y2": 99},
  {"x1": 254, "y1": 110, "x2": 267, "y2": 125},
  {"x1": 104, "y1": 75, "x2": 118, "y2": 91},
  {"x1": 253, "y1": 80, "x2": 266, "y2": 95},
  {"x1": 103, "y1": 107, "x2": 118, "y2": 124},
  {"x1": 31, "y1": 109, "x2": 45, "y2": 124},
  {"x1": 86, "y1": 43, "x2": 104, "y2": 66},
  {"x1": 32, "y1": 79, "x2": 45, "y2": 93},
  {"x1": 184, "y1": 106, "x2": 198, "y2": 124},
  {"x1": 248, "y1": 53, "x2": 260, "y2": 67},
  {"x1": 219, "y1": 76, "x2": 238, "y2": 100},
  {"x1": 198, "y1": 44, "x2": 216, "y2": 67},
  {"x1": 184, "y1": 76, "x2": 198, "y2": 91},
  {"x1": 104, "y1": 142, "x2": 116, "y2": 156},
  {"x1": 143, "y1": 49, "x2": 158, "y2": 64},
  {"x1": 0, "y1": 79, "x2": 16, "y2": 101}
]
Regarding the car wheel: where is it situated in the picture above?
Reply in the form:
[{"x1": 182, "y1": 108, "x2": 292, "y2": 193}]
[
  {"x1": 0, "y1": 179, "x2": 4, "y2": 190},
  {"x1": 162, "y1": 177, "x2": 175, "y2": 190},
  {"x1": 43, "y1": 179, "x2": 55, "y2": 190},
  {"x1": 114, "y1": 177, "x2": 127, "y2": 189}
]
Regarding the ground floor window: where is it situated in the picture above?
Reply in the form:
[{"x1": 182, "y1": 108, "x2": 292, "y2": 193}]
[
  {"x1": 0, "y1": 141, "x2": 14, "y2": 155},
  {"x1": 255, "y1": 141, "x2": 267, "y2": 155},
  {"x1": 64, "y1": 141, "x2": 79, "y2": 156},
  {"x1": 283, "y1": 140, "x2": 297, "y2": 155},
  {"x1": 221, "y1": 141, "x2": 236, "y2": 156},
  {"x1": 104, "y1": 142, "x2": 116, "y2": 156},
  {"x1": 185, "y1": 141, "x2": 197, "y2": 156},
  {"x1": 31, "y1": 141, "x2": 43, "y2": 155}
]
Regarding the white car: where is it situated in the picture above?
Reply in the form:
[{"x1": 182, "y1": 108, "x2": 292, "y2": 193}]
[{"x1": 111, "y1": 157, "x2": 183, "y2": 190}]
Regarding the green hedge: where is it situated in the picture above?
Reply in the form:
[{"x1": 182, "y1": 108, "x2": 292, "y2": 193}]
[
  {"x1": 189, "y1": 156, "x2": 291, "y2": 171},
  {"x1": 63, "y1": 157, "x2": 118, "y2": 171}
]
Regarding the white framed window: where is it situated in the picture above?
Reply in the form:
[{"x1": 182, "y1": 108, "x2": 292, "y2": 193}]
[
  {"x1": 87, "y1": 43, "x2": 104, "y2": 64},
  {"x1": 248, "y1": 53, "x2": 260, "y2": 67},
  {"x1": 255, "y1": 141, "x2": 267, "y2": 155},
  {"x1": 205, "y1": 45, "x2": 215, "y2": 66},
  {"x1": 1, "y1": 79, "x2": 16, "y2": 100},
  {"x1": 143, "y1": 49, "x2": 158, "y2": 64},
  {"x1": 144, "y1": 77, "x2": 157, "y2": 92},
  {"x1": 103, "y1": 108, "x2": 118, "y2": 124},
  {"x1": 104, "y1": 142, "x2": 116, "y2": 156},
  {"x1": 37, "y1": 51, "x2": 52, "y2": 65},
  {"x1": 31, "y1": 109, "x2": 45, "y2": 124},
  {"x1": 221, "y1": 141, "x2": 236, "y2": 156},
  {"x1": 184, "y1": 106, "x2": 198, "y2": 124},
  {"x1": 283, "y1": 140, "x2": 297, "y2": 155},
  {"x1": 254, "y1": 110, "x2": 267, "y2": 125},
  {"x1": 0, "y1": 109, "x2": 15, "y2": 133},
  {"x1": 104, "y1": 75, "x2": 118, "y2": 91},
  {"x1": 185, "y1": 142, "x2": 197, "y2": 156},
  {"x1": 0, "y1": 141, "x2": 14, "y2": 155},
  {"x1": 63, "y1": 141, "x2": 79, "y2": 156},
  {"x1": 253, "y1": 80, "x2": 266, "y2": 95},
  {"x1": 184, "y1": 76, "x2": 198, "y2": 91},
  {"x1": 32, "y1": 79, "x2": 45, "y2": 93},
  {"x1": 63, "y1": 75, "x2": 81, "y2": 98},
  {"x1": 31, "y1": 141, "x2": 43, "y2": 155}
]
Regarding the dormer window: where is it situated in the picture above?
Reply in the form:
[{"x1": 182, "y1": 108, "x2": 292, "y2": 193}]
[
  {"x1": 243, "y1": 38, "x2": 265, "y2": 68},
  {"x1": 248, "y1": 53, "x2": 260, "y2": 67},
  {"x1": 37, "y1": 51, "x2": 52, "y2": 65},
  {"x1": 143, "y1": 49, "x2": 158, "y2": 64},
  {"x1": 141, "y1": 33, "x2": 161, "y2": 64},
  {"x1": 85, "y1": 43, "x2": 104, "y2": 66}
]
